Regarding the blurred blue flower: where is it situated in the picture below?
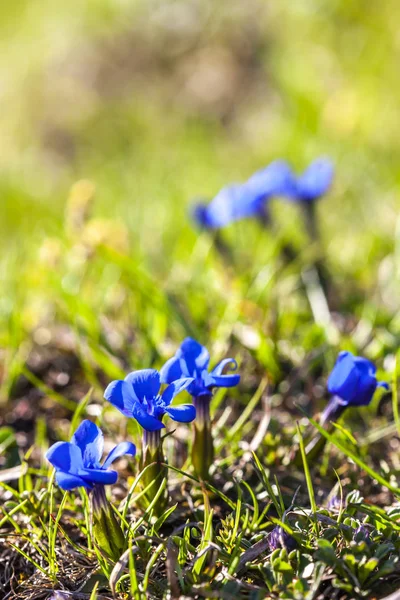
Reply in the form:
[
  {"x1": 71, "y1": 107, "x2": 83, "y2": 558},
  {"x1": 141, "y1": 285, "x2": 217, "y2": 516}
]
[
  {"x1": 192, "y1": 184, "x2": 262, "y2": 229},
  {"x1": 160, "y1": 338, "x2": 240, "y2": 398},
  {"x1": 268, "y1": 526, "x2": 296, "y2": 551},
  {"x1": 192, "y1": 160, "x2": 295, "y2": 229},
  {"x1": 104, "y1": 369, "x2": 195, "y2": 431},
  {"x1": 327, "y1": 495, "x2": 344, "y2": 511},
  {"x1": 46, "y1": 420, "x2": 136, "y2": 491},
  {"x1": 288, "y1": 157, "x2": 334, "y2": 202},
  {"x1": 327, "y1": 351, "x2": 389, "y2": 407},
  {"x1": 245, "y1": 159, "x2": 295, "y2": 200},
  {"x1": 354, "y1": 524, "x2": 371, "y2": 543}
]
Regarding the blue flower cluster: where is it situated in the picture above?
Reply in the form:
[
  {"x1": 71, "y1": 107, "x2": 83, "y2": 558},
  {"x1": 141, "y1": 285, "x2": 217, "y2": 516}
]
[
  {"x1": 42, "y1": 154, "x2": 392, "y2": 573},
  {"x1": 46, "y1": 337, "x2": 241, "y2": 492},
  {"x1": 46, "y1": 345, "x2": 388, "y2": 493},
  {"x1": 193, "y1": 157, "x2": 334, "y2": 229}
]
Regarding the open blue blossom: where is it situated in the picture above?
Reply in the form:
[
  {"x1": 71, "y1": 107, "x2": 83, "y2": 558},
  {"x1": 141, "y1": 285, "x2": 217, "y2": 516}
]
[
  {"x1": 327, "y1": 351, "x2": 389, "y2": 407},
  {"x1": 288, "y1": 157, "x2": 334, "y2": 202},
  {"x1": 104, "y1": 369, "x2": 195, "y2": 431},
  {"x1": 46, "y1": 420, "x2": 136, "y2": 491},
  {"x1": 192, "y1": 160, "x2": 295, "y2": 230},
  {"x1": 160, "y1": 338, "x2": 240, "y2": 397}
]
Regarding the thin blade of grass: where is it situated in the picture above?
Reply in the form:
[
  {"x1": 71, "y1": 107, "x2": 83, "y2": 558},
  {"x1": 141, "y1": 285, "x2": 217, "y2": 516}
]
[
  {"x1": 296, "y1": 422, "x2": 318, "y2": 534},
  {"x1": 302, "y1": 410, "x2": 400, "y2": 496}
]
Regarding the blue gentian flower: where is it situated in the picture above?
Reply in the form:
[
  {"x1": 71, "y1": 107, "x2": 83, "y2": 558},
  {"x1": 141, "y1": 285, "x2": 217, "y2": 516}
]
[
  {"x1": 104, "y1": 369, "x2": 195, "y2": 432},
  {"x1": 192, "y1": 160, "x2": 295, "y2": 229},
  {"x1": 306, "y1": 351, "x2": 389, "y2": 458},
  {"x1": 161, "y1": 338, "x2": 240, "y2": 480},
  {"x1": 268, "y1": 526, "x2": 296, "y2": 552},
  {"x1": 46, "y1": 420, "x2": 136, "y2": 491},
  {"x1": 327, "y1": 351, "x2": 389, "y2": 407},
  {"x1": 288, "y1": 157, "x2": 334, "y2": 202},
  {"x1": 160, "y1": 338, "x2": 240, "y2": 397}
]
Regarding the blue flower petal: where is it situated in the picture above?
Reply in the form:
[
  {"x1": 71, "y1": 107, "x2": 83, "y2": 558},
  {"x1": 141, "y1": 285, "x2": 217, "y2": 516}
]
[
  {"x1": 327, "y1": 353, "x2": 359, "y2": 404},
  {"x1": 191, "y1": 162, "x2": 296, "y2": 230},
  {"x1": 295, "y1": 158, "x2": 334, "y2": 201},
  {"x1": 246, "y1": 160, "x2": 296, "y2": 200},
  {"x1": 124, "y1": 369, "x2": 161, "y2": 401},
  {"x1": 202, "y1": 184, "x2": 262, "y2": 229},
  {"x1": 174, "y1": 338, "x2": 210, "y2": 379},
  {"x1": 205, "y1": 184, "x2": 245, "y2": 228},
  {"x1": 177, "y1": 338, "x2": 210, "y2": 370},
  {"x1": 207, "y1": 374, "x2": 241, "y2": 388},
  {"x1": 131, "y1": 401, "x2": 165, "y2": 431},
  {"x1": 353, "y1": 355, "x2": 377, "y2": 376},
  {"x1": 71, "y1": 420, "x2": 104, "y2": 468},
  {"x1": 210, "y1": 358, "x2": 238, "y2": 377},
  {"x1": 378, "y1": 381, "x2": 390, "y2": 391},
  {"x1": 55, "y1": 471, "x2": 91, "y2": 490},
  {"x1": 161, "y1": 377, "x2": 194, "y2": 406},
  {"x1": 78, "y1": 468, "x2": 118, "y2": 485},
  {"x1": 46, "y1": 442, "x2": 84, "y2": 474},
  {"x1": 160, "y1": 356, "x2": 184, "y2": 384},
  {"x1": 353, "y1": 379, "x2": 377, "y2": 406},
  {"x1": 104, "y1": 379, "x2": 136, "y2": 417},
  {"x1": 103, "y1": 442, "x2": 137, "y2": 469},
  {"x1": 165, "y1": 404, "x2": 196, "y2": 423}
]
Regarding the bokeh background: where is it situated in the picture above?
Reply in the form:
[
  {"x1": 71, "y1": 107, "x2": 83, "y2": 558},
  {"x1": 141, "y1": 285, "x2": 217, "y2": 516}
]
[
  {"x1": 2, "y1": 5, "x2": 400, "y2": 596},
  {"x1": 2, "y1": 0, "x2": 400, "y2": 248},
  {"x1": 1, "y1": 0, "x2": 400, "y2": 400}
]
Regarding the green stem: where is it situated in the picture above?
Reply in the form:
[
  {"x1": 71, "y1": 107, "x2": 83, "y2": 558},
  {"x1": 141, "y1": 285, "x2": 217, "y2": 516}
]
[
  {"x1": 191, "y1": 394, "x2": 214, "y2": 481},
  {"x1": 301, "y1": 200, "x2": 335, "y2": 307},
  {"x1": 213, "y1": 231, "x2": 235, "y2": 267},
  {"x1": 138, "y1": 429, "x2": 168, "y2": 516},
  {"x1": 304, "y1": 395, "x2": 346, "y2": 459},
  {"x1": 91, "y1": 485, "x2": 125, "y2": 561}
]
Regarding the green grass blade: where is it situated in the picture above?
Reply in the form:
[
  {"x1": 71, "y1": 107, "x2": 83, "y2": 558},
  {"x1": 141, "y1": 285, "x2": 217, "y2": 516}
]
[
  {"x1": 296, "y1": 422, "x2": 318, "y2": 533},
  {"x1": 304, "y1": 412, "x2": 400, "y2": 496}
]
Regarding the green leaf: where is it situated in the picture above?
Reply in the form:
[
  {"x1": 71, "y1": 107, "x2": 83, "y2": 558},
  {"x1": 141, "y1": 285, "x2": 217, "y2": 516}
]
[
  {"x1": 315, "y1": 540, "x2": 337, "y2": 567},
  {"x1": 272, "y1": 558, "x2": 293, "y2": 573}
]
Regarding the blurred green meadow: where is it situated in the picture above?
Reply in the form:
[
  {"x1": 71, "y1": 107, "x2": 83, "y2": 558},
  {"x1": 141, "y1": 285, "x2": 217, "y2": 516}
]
[
  {"x1": 2, "y1": 1, "x2": 400, "y2": 598},
  {"x1": 2, "y1": 0, "x2": 400, "y2": 358}
]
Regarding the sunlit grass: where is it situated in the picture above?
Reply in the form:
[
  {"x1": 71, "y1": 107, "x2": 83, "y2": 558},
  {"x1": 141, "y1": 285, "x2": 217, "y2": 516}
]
[{"x1": 1, "y1": 1, "x2": 400, "y2": 598}]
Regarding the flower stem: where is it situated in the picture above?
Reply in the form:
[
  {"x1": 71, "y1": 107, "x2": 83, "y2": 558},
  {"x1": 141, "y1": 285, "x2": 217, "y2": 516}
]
[
  {"x1": 212, "y1": 231, "x2": 235, "y2": 269},
  {"x1": 138, "y1": 429, "x2": 168, "y2": 516},
  {"x1": 305, "y1": 395, "x2": 346, "y2": 459},
  {"x1": 320, "y1": 395, "x2": 346, "y2": 427},
  {"x1": 91, "y1": 485, "x2": 125, "y2": 561},
  {"x1": 302, "y1": 200, "x2": 319, "y2": 242},
  {"x1": 301, "y1": 200, "x2": 336, "y2": 308},
  {"x1": 191, "y1": 394, "x2": 214, "y2": 481}
]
